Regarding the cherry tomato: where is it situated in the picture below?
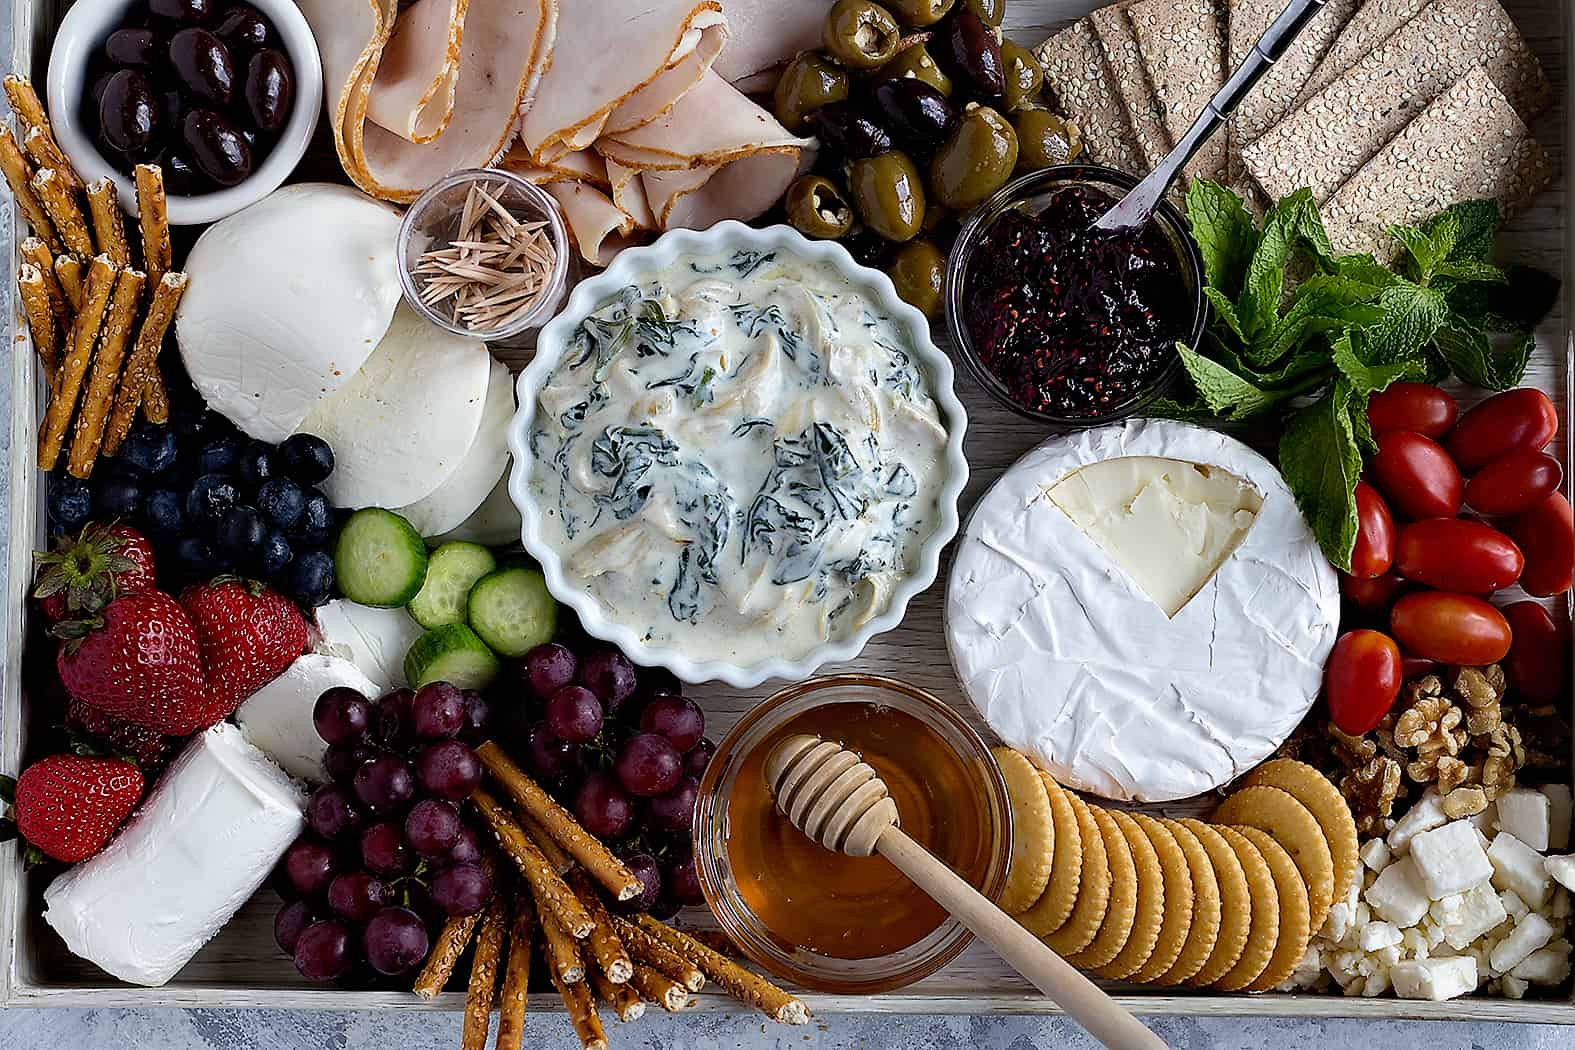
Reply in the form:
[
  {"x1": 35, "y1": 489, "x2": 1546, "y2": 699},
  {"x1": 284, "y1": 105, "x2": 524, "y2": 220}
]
[
  {"x1": 1465, "y1": 448, "x2": 1563, "y2": 516},
  {"x1": 1400, "y1": 655, "x2": 1440, "y2": 680},
  {"x1": 1367, "y1": 382, "x2": 1458, "y2": 438},
  {"x1": 1502, "y1": 600, "x2": 1569, "y2": 701},
  {"x1": 1507, "y1": 491, "x2": 1575, "y2": 597},
  {"x1": 1392, "y1": 518, "x2": 1524, "y2": 593},
  {"x1": 1368, "y1": 432, "x2": 1464, "y2": 520},
  {"x1": 1349, "y1": 481, "x2": 1395, "y2": 577},
  {"x1": 1324, "y1": 629, "x2": 1403, "y2": 735},
  {"x1": 1389, "y1": 591, "x2": 1512, "y2": 665},
  {"x1": 1341, "y1": 571, "x2": 1406, "y2": 614},
  {"x1": 1446, "y1": 388, "x2": 1558, "y2": 473}
]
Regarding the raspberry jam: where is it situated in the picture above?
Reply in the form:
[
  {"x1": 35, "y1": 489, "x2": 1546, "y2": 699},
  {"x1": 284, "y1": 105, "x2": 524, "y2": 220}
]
[{"x1": 962, "y1": 184, "x2": 1191, "y2": 420}]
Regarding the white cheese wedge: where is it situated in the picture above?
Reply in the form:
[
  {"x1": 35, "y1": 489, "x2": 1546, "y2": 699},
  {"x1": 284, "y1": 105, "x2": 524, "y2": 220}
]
[
  {"x1": 946, "y1": 420, "x2": 1339, "y2": 801},
  {"x1": 296, "y1": 303, "x2": 492, "y2": 509},
  {"x1": 396, "y1": 356, "x2": 515, "y2": 537},
  {"x1": 176, "y1": 184, "x2": 403, "y2": 442},
  {"x1": 314, "y1": 599, "x2": 425, "y2": 692},
  {"x1": 432, "y1": 471, "x2": 523, "y2": 547},
  {"x1": 235, "y1": 653, "x2": 380, "y2": 781},
  {"x1": 42, "y1": 724, "x2": 304, "y2": 986}
]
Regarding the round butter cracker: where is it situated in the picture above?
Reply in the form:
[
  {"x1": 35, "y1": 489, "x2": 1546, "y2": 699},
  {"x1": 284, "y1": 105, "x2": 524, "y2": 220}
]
[
  {"x1": 1209, "y1": 824, "x2": 1279, "y2": 992},
  {"x1": 1065, "y1": 805, "x2": 1137, "y2": 971},
  {"x1": 1017, "y1": 771, "x2": 1082, "y2": 936},
  {"x1": 1042, "y1": 792, "x2": 1109, "y2": 956},
  {"x1": 1231, "y1": 825, "x2": 1312, "y2": 993},
  {"x1": 1126, "y1": 814, "x2": 1196, "y2": 984},
  {"x1": 993, "y1": 747, "x2": 1054, "y2": 914},
  {"x1": 1178, "y1": 819, "x2": 1250, "y2": 988},
  {"x1": 1213, "y1": 784, "x2": 1335, "y2": 934},
  {"x1": 1243, "y1": 758, "x2": 1360, "y2": 910},
  {"x1": 1152, "y1": 818, "x2": 1221, "y2": 986}
]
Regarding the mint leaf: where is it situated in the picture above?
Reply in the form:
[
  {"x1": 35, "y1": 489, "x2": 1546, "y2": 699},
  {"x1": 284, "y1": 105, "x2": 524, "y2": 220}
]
[
  {"x1": 1176, "y1": 343, "x2": 1290, "y2": 419},
  {"x1": 1238, "y1": 190, "x2": 1330, "y2": 339},
  {"x1": 1204, "y1": 287, "x2": 1248, "y2": 343},
  {"x1": 1246, "y1": 273, "x2": 1388, "y2": 366},
  {"x1": 1186, "y1": 179, "x2": 1258, "y2": 294},
  {"x1": 1365, "y1": 284, "x2": 1450, "y2": 363},
  {"x1": 1147, "y1": 394, "x2": 1218, "y2": 423},
  {"x1": 1390, "y1": 219, "x2": 1456, "y2": 282},
  {"x1": 1431, "y1": 260, "x2": 1506, "y2": 285},
  {"x1": 1331, "y1": 330, "x2": 1425, "y2": 396},
  {"x1": 1429, "y1": 199, "x2": 1501, "y2": 262},
  {"x1": 1433, "y1": 326, "x2": 1534, "y2": 390},
  {"x1": 1279, "y1": 379, "x2": 1366, "y2": 571},
  {"x1": 1333, "y1": 254, "x2": 1407, "y2": 290}
]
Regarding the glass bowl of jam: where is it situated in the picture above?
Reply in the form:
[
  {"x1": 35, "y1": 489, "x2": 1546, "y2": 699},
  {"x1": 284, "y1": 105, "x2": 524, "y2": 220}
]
[
  {"x1": 693, "y1": 674, "x2": 1011, "y2": 994},
  {"x1": 945, "y1": 165, "x2": 1207, "y2": 426}
]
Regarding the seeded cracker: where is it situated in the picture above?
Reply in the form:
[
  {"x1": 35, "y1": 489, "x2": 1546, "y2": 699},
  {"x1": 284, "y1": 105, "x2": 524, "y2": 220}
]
[
  {"x1": 1126, "y1": 0, "x2": 1227, "y2": 183},
  {"x1": 1209, "y1": 825, "x2": 1279, "y2": 991},
  {"x1": 1300, "y1": 0, "x2": 1428, "y2": 102},
  {"x1": 1017, "y1": 771, "x2": 1082, "y2": 936},
  {"x1": 1321, "y1": 66, "x2": 1552, "y2": 259},
  {"x1": 1228, "y1": 0, "x2": 1355, "y2": 149},
  {"x1": 1065, "y1": 806, "x2": 1138, "y2": 971},
  {"x1": 1093, "y1": 812, "x2": 1171, "y2": 980},
  {"x1": 1088, "y1": 4, "x2": 1171, "y2": 169},
  {"x1": 993, "y1": 747, "x2": 1054, "y2": 914},
  {"x1": 1179, "y1": 819, "x2": 1253, "y2": 987},
  {"x1": 1153, "y1": 819, "x2": 1222, "y2": 986},
  {"x1": 1241, "y1": 0, "x2": 1551, "y2": 203},
  {"x1": 1213, "y1": 784, "x2": 1335, "y2": 934},
  {"x1": 1125, "y1": 814, "x2": 1195, "y2": 983},
  {"x1": 1034, "y1": 21, "x2": 1142, "y2": 173},
  {"x1": 1243, "y1": 758, "x2": 1360, "y2": 909},
  {"x1": 1231, "y1": 826, "x2": 1312, "y2": 993},
  {"x1": 1042, "y1": 792, "x2": 1110, "y2": 956}
]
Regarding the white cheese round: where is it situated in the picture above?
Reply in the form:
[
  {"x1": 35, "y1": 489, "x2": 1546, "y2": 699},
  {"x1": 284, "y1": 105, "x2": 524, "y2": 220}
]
[{"x1": 946, "y1": 419, "x2": 1339, "y2": 802}]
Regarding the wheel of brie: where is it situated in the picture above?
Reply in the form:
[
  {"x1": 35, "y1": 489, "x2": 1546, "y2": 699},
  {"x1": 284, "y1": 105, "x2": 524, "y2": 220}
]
[{"x1": 946, "y1": 419, "x2": 1340, "y2": 803}]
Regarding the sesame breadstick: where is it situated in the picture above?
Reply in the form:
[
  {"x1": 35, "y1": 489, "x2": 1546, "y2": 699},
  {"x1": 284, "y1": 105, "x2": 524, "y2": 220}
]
[
  {"x1": 607, "y1": 914, "x2": 704, "y2": 992},
  {"x1": 39, "y1": 255, "x2": 117, "y2": 470},
  {"x1": 4, "y1": 76, "x2": 53, "y2": 139},
  {"x1": 0, "y1": 125, "x2": 58, "y2": 251},
  {"x1": 462, "y1": 896, "x2": 508, "y2": 1050},
  {"x1": 567, "y1": 870, "x2": 632, "y2": 983},
  {"x1": 539, "y1": 896, "x2": 587, "y2": 985},
  {"x1": 104, "y1": 271, "x2": 186, "y2": 455},
  {"x1": 67, "y1": 268, "x2": 144, "y2": 476},
  {"x1": 54, "y1": 254, "x2": 84, "y2": 310},
  {"x1": 471, "y1": 786, "x2": 594, "y2": 939},
  {"x1": 630, "y1": 962, "x2": 690, "y2": 1012},
  {"x1": 520, "y1": 811, "x2": 573, "y2": 874},
  {"x1": 20, "y1": 237, "x2": 69, "y2": 330},
  {"x1": 86, "y1": 177, "x2": 131, "y2": 265},
  {"x1": 31, "y1": 167, "x2": 92, "y2": 255},
  {"x1": 634, "y1": 915, "x2": 809, "y2": 1024},
  {"x1": 134, "y1": 164, "x2": 171, "y2": 286},
  {"x1": 22, "y1": 124, "x2": 79, "y2": 192},
  {"x1": 551, "y1": 963, "x2": 607, "y2": 1050},
  {"x1": 413, "y1": 909, "x2": 482, "y2": 998},
  {"x1": 18, "y1": 263, "x2": 58, "y2": 385},
  {"x1": 493, "y1": 902, "x2": 532, "y2": 1050},
  {"x1": 588, "y1": 968, "x2": 645, "y2": 1023}
]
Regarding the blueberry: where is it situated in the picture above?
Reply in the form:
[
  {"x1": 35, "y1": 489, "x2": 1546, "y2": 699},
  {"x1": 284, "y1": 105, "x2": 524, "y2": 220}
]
[
  {"x1": 186, "y1": 473, "x2": 239, "y2": 528},
  {"x1": 218, "y1": 505, "x2": 267, "y2": 557},
  {"x1": 279, "y1": 433, "x2": 334, "y2": 484},
  {"x1": 48, "y1": 473, "x2": 94, "y2": 530},
  {"x1": 175, "y1": 535, "x2": 216, "y2": 575},
  {"x1": 196, "y1": 434, "x2": 243, "y2": 474},
  {"x1": 256, "y1": 476, "x2": 305, "y2": 529},
  {"x1": 284, "y1": 549, "x2": 334, "y2": 606},
  {"x1": 171, "y1": 402, "x2": 220, "y2": 439},
  {"x1": 145, "y1": 488, "x2": 185, "y2": 535},
  {"x1": 118, "y1": 423, "x2": 179, "y2": 474},
  {"x1": 94, "y1": 477, "x2": 143, "y2": 519},
  {"x1": 259, "y1": 529, "x2": 292, "y2": 575},
  {"x1": 236, "y1": 440, "x2": 276, "y2": 489},
  {"x1": 292, "y1": 489, "x2": 332, "y2": 542}
]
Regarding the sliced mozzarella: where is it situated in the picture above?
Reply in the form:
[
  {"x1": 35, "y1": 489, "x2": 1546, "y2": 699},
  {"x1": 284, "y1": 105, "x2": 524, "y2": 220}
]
[
  {"x1": 432, "y1": 471, "x2": 523, "y2": 548},
  {"x1": 176, "y1": 184, "x2": 403, "y2": 442},
  {"x1": 396, "y1": 355, "x2": 515, "y2": 537},
  {"x1": 43, "y1": 725, "x2": 304, "y2": 986},
  {"x1": 235, "y1": 653, "x2": 380, "y2": 781},
  {"x1": 315, "y1": 599, "x2": 426, "y2": 692},
  {"x1": 297, "y1": 304, "x2": 492, "y2": 509}
]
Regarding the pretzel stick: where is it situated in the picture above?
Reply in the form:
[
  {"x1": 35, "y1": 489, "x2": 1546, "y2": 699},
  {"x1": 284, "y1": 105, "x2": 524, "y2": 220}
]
[
  {"x1": 567, "y1": 870, "x2": 632, "y2": 983},
  {"x1": 18, "y1": 263, "x2": 58, "y2": 385},
  {"x1": 4, "y1": 76, "x2": 54, "y2": 142},
  {"x1": 67, "y1": 267, "x2": 143, "y2": 476},
  {"x1": 39, "y1": 255, "x2": 117, "y2": 470},
  {"x1": 588, "y1": 968, "x2": 645, "y2": 1023},
  {"x1": 462, "y1": 895, "x2": 507, "y2": 1050},
  {"x1": 686, "y1": 929, "x2": 739, "y2": 956},
  {"x1": 520, "y1": 812, "x2": 572, "y2": 874},
  {"x1": 22, "y1": 125, "x2": 79, "y2": 193},
  {"x1": 550, "y1": 964, "x2": 607, "y2": 1050},
  {"x1": 132, "y1": 165, "x2": 170, "y2": 414},
  {"x1": 493, "y1": 902, "x2": 532, "y2": 1050},
  {"x1": 86, "y1": 177, "x2": 131, "y2": 265},
  {"x1": 634, "y1": 916, "x2": 809, "y2": 1024},
  {"x1": 32, "y1": 168, "x2": 92, "y2": 256},
  {"x1": 471, "y1": 787, "x2": 594, "y2": 938},
  {"x1": 413, "y1": 911, "x2": 483, "y2": 998},
  {"x1": 630, "y1": 962, "x2": 690, "y2": 1012},
  {"x1": 608, "y1": 914, "x2": 704, "y2": 992},
  {"x1": 0, "y1": 126, "x2": 58, "y2": 250},
  {"x1": 19, "y1": 237, "x2": 68, "y2": 331},
  {"x1": 105, "y1": 271, "x2": 186, "y2": 455},
  {"x1": 141, "y1": 369, "x2": 169, "y2": 423},
  {"x1": 539, "y1": 897, "x2": 587, "y2": 984},
  {"x1": 476, "y1": 743, "x2": 642, "y2": 901},
  {"x1": 54, "y1": 254, "x2": 83, "y2": 310}
]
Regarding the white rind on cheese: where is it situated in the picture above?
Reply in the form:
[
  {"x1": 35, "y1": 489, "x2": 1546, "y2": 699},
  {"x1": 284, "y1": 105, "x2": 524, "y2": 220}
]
[
  {"x1": 314, "y1": 599, "x2": 424, "y2": 692},
  {"x1": 235, "y1": 653, "x2": 380, "y2": 781},
  {"x1": 176, "y1": 184, "x2": 403, "y2": 442},
  {"x1": 42, "y1": 724, "x2": 305, "y2": 986},
  {"x1": 946, "y1": 419, "x2": 1340, "y2": 802},
  {"x1": 296, "y1": 303, "x2": 493, "y2": 509},
  {"x1": 432, "y1": 471, "x2": 523, "y2": 548},
  {"x1": 396, "y1": 356, "x2": 515, "y2": 537}
]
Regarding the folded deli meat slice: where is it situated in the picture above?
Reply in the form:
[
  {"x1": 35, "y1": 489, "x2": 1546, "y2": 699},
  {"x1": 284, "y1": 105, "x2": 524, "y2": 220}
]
[
  {"x1": 544, "y1": 181, "x2": 637, "y2": 266},
  {"x1": 301, "y1": 0, "x2": 554, "y2": 201},
  {"x1": 710, "y1": 0, "x2": 826, "y2": 90},
  {"x1": 606, "y1": 158, "x2": 657, "y2": 230},
  {"x1": 603, "y1": 9, "x2": 730, "y2": 136},
  {"x1": 598, "y1": 69, "x2": 811, "y2": 171},
  {"x1": 643, "y1": 149, "x2": 803, "y2": 231}
]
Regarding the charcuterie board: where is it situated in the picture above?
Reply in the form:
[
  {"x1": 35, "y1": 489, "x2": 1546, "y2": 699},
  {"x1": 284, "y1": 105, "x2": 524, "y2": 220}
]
[{"x1": 3, "y1": 0, "x2": 1574, "y2": 1028}]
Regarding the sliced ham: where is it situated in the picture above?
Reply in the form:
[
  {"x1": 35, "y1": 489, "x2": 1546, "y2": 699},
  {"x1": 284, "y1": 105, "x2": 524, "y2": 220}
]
[
  {"x1": 602, "y1": 10, "x2": 729, "y2": 136},
  {"x1": 711, "y1": 0, "x2": 826, "y2": 90},
  {"x1": 365, "y1": 0, "x2": 468, "y2": 144},
  {"x1": 545, "y1": 182, "x2": 637, "y2": 266},
  {"x1": 501, "y1": 146, "x2": 610, "y2": 189},
  {"x1": 606, "y1": 158, "x2": 656, "y2": 230},
  {"x1": 643, "y1": 149, "x2": 801, "y2": 231},
  {"x1": 597, "y1": 70, "x2": 811, "y2": 171}
]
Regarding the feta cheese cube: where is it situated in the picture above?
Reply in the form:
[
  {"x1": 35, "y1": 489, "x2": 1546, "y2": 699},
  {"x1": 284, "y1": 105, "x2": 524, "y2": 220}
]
[
  {"x1": 1443, "y1": 882, "x2": 1509, "y2": 950},
  {"x1": 1500, "y1": 974, "x2": 1528, "y2": 999},
  {"x1": 1497, "y1": 789, "x2": 1553, "y2": 852},
  {"x1": 1501, "y1": 888, "x2": 1530, "y2": 921},
  {"x1": 1489, "y1": 833, "x2": 1554, "y2": 908},
  {"x1": 1543, "y1": 785, "x2": 1572, "y2": 851},
  {"x1": 1553, "y1": 888, "x2": 1571, "y2": 921},
  {"x1": 1360, "y1": 838, "x2": 1392, "y2": 872},
  {"x1": 1328, "y1": 949, "x2": 1362, "y2": 986},
  {"x1": 1547, "y1": 855, "x2": 1575, "y2": 894},
  {"x1": 1390, "y1": 956, "x2": 1479, "y2": 1001},
  {"x1": 1366, "y1": 856, "x2": 1432, "y2": 927},
  {"x1": 1388, "y1": 790, "x2": 1448, "y2": 855},
  {"x1": 1376, "y1": 943, "x2": 1404, "y2": 967},
  {"x1": 1360, "y1": 971, "x2": 1391, "y2": 997},
  {"x1": 1471, "y1": 803, "x2": 1498, "y2": 837},
  {"x1": 1429, "y1": 892, "x2": 1465, "y2": 927},
  {"x1": 1411, "y1": 820, "x2": 1495, "y2": 899},
  {"x1": 1283, "y1": 945, "x2": 1324, "y2": 990},
  {"x1": 1489, "y1": 913, "x2": 1557, "y2": 973},
  {"x1": 1509, "y1": 946, "x2": 1573, "y2": 985},
  {"x1": 1323, "y1": 901, "x2": 1354, "y2": 945},
  {"x1": 1359, "y1": 921, "x2": 1403, "y2": 951},
  {"x1": 1402, "y1": 927, "x2": 1430, "y2": 956}
]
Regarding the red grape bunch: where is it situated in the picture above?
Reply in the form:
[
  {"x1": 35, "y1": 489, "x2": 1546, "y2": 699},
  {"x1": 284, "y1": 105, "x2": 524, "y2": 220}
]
[
  {"x1": 521, "y1": 643, "x2": 714, "y2": 919},
  {"x1": 274, "y1": 681, "x2": 494, "y2": 983}
]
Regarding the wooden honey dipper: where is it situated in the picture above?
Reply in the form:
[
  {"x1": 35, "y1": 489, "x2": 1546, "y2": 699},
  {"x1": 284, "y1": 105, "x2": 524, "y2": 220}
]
[{"x1": 765, "y1": 735, "x2": 1169, "y2": 1050}]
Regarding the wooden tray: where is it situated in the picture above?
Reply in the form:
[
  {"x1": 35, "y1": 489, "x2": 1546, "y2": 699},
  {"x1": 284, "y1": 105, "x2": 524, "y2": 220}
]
[{"x1": 3, "y1": 0, "x2": 1574, "y2": 1022}]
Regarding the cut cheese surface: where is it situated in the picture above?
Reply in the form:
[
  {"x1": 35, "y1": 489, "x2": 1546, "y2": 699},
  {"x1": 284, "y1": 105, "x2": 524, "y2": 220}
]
[{"x1": 1047, "y1": 456, "x2": 1263, "y2": 618}]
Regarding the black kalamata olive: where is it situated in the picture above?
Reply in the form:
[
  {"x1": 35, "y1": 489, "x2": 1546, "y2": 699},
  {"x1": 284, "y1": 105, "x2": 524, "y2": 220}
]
[
  {"x1": 162, "y1": 150, "x2": 200, "y2": 195},
  {"x1": 170, "y1": 27, "x2": 234, "y2": 106},
  {"x1": 243, "y1": 48, "x2": 294, "y2": 132},
  {"x1": 149, "y1": 0, "x2": 208, "y2": 23},
  {"x1": 87, "y1": 70, "x2": 116, "y2": 114},
  {"x1": 183, "y1": 108, "x2": 252, "y2": 186},
  {"x1": 214, "y1": 5, "x2": 273, "y2": 52},
  {"x1": 99, "y1": 69, "x2": 159, "y2": 154},
  {"x1": 872, "y1": 78, "x2": 957, "y2": 152},
  {"x1": 105, "y1": 27, "x2": 161, "y2": 68},
  {"x1": 158, "y1": 88, "x2": 183, "y2": 132},
  {"x1": 936, "y1": 9, "x2": 1004, "y2": 97},
  {"x1": 808, "y1": 100, "x2": 893, "y2": 159}
]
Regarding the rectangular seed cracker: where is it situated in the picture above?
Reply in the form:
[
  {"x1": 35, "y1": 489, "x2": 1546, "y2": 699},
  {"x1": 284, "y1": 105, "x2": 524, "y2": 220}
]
[
  {"x1": 1299, "y1": 0, "x2": 1430, "y2": 103},
  {"x1": 1127, "y1": 0, "x2": 1229, "y2": 183},
  {"x1": 1036, "y1": 20, "x2": 1143, "y2": 173},
  {"x1": 1228, "y1": 0, "x2": 1357, "y2": 148},
  {"x1": 1322, "y1": 65, "x2": 1552, "y2": 259},
  {"x1": 1090, "y1": 4, "x2": 1173, "y2": 168},
  {"x1": 1241, "y1": 0, "x2": 1551, "y2": 204}
]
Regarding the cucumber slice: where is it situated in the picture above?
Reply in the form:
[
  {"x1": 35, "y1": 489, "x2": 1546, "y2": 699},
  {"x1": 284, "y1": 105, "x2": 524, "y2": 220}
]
[
  {"x1": 408, "y1": 542, "x2": 497, "y2": 629},
  {"x1": 334, "y1": 509, "x2": 430, "y2": 608},
  {"x1": 467, "y1": 566, "x2": 557, "y2": 658},
  {"x1": 404, "y1": 624, "x2": 501, "y2": 690}
]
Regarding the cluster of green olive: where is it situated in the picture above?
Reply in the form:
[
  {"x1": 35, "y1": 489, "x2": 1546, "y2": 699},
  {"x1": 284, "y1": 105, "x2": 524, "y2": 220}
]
[{"x1": 772, "y1": 0, "x2": 1081, "y2": 317}]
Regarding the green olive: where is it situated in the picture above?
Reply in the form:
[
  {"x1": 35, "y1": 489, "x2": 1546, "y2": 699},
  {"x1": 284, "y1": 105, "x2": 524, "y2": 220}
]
[
  {"x1": 773, "y1": 51, "x2": 851, "y2": 133},
  {"x1": 785, "y1": 175, "x2": 855, "y2": 239},
  {"x1": 1000, "y1": 39, "x2": 1045, "y2": 111},
  {"x1": 880, "y1": 42, "x2": 954, "y2": 96},
  {"x1": 885, "y1": 0, "x2": 956, "y2": 27},
  {"x1": 920, "y1": 200, "x2": 951, "y2": 235},
  {"x1": 823, "y1": 0, "x2": 903, "y2": 70},
  {"x1": 886, "y1": 239, "x2": 946, "y2": 319},
  {"x1": 929, "y1": 103, "x2": 1018, "y2": 209},
  {"x1": 962, "y1": 0, "x2": 1004, "y2": 26},
  {"x1": 1013, "y1": 108, "x2": 1083, "y2": 172},
  {"x1": 849, "y1": 151, "x2": 926, "y2": 242}
]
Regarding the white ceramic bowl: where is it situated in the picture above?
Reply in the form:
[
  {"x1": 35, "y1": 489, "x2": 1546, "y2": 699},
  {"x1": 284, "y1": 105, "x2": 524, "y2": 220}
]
[
  {"x1": 47, "y1": 0, "x2": 322, "y2": 226},
  {"x1": 507, "y1": 221, "x2": 970, "y2": 688}
]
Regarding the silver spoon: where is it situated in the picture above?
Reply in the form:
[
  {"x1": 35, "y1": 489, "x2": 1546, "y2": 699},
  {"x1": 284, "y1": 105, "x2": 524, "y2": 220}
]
[{"x1": 1094, "y1": 0, "x2": 1328, "y2": 231}]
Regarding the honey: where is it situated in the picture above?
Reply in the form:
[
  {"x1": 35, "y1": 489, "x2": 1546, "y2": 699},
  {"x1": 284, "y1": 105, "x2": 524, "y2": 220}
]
[{"x1": 724, "y1": 700, "x2": 998, "y2": 960}]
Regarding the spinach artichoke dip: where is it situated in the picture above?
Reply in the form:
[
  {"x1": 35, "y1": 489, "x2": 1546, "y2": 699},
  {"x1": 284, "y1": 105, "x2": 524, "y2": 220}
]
[{"x1": 529, "y1": 249, "x2": 950, "y2": 665}]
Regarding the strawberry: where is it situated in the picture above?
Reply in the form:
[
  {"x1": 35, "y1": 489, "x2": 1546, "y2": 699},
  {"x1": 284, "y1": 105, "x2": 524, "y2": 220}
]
[
  {"x1": 65, "y1": 698, "x2": 177, "y2": 776},
  {"x1": 180, "y1": 578, "x2": 308, "y2": 715},
  {"x1": 33, "y1": 523, "x2": 157, "y2": 622},
  {"x1": 1, "y1": 754, "x2": 145, "y2": 863},
  {"x1": 55, "y1": 591, "x2": 216, "y2": 736}
]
